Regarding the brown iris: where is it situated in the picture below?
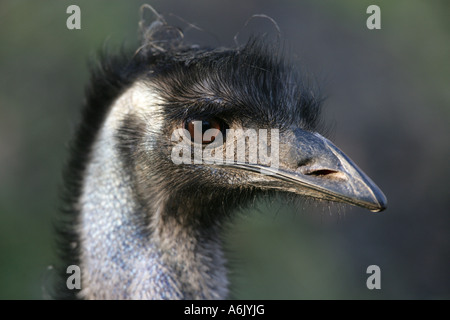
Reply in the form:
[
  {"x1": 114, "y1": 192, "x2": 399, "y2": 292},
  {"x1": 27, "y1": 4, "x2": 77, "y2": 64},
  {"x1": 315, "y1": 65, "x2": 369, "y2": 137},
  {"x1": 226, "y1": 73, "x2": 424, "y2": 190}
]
[{"x1": 185, "y1": 119, "x2": 227, "y2": 144}]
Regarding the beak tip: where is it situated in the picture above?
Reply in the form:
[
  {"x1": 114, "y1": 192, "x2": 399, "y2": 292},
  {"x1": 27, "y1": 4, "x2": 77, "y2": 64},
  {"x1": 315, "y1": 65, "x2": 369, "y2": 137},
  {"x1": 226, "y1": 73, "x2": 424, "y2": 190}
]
[
  {"x1": 370, "y1": 206, "x2": 387, "y2": 213},
  {"x1": 369, "y1": 191, "x2": 387, "y2": 212}
]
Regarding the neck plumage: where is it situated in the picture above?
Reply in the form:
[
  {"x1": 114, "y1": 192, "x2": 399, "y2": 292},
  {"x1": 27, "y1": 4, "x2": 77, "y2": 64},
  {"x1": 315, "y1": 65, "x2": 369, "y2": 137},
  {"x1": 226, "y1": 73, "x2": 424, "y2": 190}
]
[{"x1": 77, "y1": 85, "x2": 228, "y2": 299}]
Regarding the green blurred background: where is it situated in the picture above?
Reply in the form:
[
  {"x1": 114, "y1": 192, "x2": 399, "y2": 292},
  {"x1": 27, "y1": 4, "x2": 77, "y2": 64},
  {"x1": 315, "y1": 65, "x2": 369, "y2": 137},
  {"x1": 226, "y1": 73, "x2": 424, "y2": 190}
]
[{"x1": 0, "y1": 0, "x2": 449, "y2": 299}]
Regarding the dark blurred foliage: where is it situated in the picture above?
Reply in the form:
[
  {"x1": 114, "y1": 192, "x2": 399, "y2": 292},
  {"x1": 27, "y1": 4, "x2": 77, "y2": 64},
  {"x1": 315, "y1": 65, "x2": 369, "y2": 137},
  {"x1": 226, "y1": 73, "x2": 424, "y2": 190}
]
[{"x1": 0, "y1": 0, "x2": 448, "y2": 299}]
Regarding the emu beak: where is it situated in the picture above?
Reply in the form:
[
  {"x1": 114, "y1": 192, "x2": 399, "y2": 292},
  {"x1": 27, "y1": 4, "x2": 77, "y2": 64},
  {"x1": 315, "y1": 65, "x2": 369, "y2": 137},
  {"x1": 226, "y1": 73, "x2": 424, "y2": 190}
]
[{"x1": 234, "y1": 129, "x2": 387, "y2": 212}]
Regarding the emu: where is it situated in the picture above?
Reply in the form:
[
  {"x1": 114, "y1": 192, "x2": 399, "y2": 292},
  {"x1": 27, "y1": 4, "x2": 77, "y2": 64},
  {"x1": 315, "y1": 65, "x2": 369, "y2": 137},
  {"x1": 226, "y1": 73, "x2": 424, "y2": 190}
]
[{"x1": 56, "y1": 8, "x2": 386, "y2": 300}]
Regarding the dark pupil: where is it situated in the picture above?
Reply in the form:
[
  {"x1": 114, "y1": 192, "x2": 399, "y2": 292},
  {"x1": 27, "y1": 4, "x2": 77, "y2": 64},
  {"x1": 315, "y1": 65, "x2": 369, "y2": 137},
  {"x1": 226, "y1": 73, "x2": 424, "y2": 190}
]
[
  {"x1": 185, "y1": 119, "x2": 225, "y2": 144},
  {"x1": 202, "y1": 121, "x2": 212, "y2": 133}
]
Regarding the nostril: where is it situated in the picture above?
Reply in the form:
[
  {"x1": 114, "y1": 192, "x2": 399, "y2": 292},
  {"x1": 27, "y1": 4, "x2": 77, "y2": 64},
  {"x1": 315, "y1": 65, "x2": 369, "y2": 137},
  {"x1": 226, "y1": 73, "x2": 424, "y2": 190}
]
[
  {"x1": 298, "y1": 166, "x2": 347, "y2": 180},
  {"x1": 306, "y1": 169, "x2": 338, "y2": 177}
]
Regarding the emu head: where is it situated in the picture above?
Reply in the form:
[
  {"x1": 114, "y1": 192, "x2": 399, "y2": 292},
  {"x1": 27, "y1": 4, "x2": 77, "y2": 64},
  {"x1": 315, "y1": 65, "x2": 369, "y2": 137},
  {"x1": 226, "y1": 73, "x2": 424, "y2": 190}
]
[{"x1": 111, "y1": 37, "x2": 386, "y2": 229}]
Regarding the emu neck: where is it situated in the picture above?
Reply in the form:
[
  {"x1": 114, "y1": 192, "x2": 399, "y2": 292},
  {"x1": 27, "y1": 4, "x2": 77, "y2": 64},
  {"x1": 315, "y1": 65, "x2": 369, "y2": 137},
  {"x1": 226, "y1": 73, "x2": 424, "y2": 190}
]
[{"x1": 78, "y1": 86, "x2": 228, "y2": 299}]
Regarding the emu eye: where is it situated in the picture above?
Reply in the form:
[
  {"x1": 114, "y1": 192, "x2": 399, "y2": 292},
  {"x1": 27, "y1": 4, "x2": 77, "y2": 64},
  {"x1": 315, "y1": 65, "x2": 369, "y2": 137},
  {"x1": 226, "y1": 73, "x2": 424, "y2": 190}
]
[{"x1": 184, "y1": 118, "x2": 227, "y2": 144}]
